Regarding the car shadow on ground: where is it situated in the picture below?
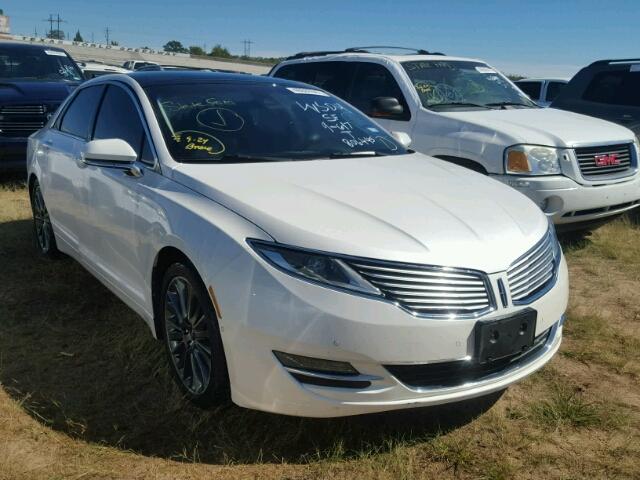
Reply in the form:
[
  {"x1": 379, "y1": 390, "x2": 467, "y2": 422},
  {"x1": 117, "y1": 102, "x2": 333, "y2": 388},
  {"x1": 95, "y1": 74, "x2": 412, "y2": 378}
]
[{"x1": 0, "y1": 213, "x2": 503, "y2": 465}]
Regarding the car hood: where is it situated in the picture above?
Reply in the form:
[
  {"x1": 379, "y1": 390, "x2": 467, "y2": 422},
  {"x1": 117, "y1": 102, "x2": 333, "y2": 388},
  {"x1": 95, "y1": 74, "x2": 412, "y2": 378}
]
[
  {"x1": 440, "y1": 107, "x2": 635, "y2": 147},
  {"x1": 0, "y1": 80, "x2": 79, "y2": 103},
  {"x1": 172, "y1": 153, "x2": 549, "y2": 273}
]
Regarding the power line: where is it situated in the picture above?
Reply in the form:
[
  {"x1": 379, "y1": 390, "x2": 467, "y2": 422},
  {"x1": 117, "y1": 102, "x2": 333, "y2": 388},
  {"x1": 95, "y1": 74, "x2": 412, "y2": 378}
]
[
  {"x1": 42, "y1": 13, "x2": 66, "y2": 39},
  {"x1": 242, "y1": 39, "x2": 254, "y2": 57}
]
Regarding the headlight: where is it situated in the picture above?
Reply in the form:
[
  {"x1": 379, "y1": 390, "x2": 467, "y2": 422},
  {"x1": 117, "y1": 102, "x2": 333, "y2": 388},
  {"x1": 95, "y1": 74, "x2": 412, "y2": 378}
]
[
  {"x1": 249, "y1": 240, "x2": 381, "y2": 296},
  {"x1": 505, "y1": 145, "x2": 562, "y2": 175}
]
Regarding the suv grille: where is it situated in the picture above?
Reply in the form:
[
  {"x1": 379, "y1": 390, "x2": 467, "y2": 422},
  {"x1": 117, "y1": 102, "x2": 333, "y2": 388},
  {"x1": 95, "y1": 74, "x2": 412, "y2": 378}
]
[
  {"x1": 507, "y1": 229, "x2": 558, "y2": 304},
  {"x1": 348, "y1": 260, "x2": 494, "y2": 318},
  {"x1": 575, "y1": 144, "x2": 634, "y2": 179},
  {"x1": 0, "y1": 105, "x2": 47, "y2": 137}
]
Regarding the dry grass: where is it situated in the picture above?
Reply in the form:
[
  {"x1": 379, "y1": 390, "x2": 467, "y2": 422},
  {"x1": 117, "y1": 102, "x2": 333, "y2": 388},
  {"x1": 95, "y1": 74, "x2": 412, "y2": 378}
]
[{"x1": 0, "y1": 177, "x2": 639, "y2": 479}]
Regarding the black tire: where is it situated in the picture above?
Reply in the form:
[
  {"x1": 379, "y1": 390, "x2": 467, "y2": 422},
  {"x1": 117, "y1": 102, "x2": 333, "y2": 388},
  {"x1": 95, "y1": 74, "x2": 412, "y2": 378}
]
[
  {"x1": 29, "y1": 180, "x2": 60, "y2": 258},
  {"x1": 160, "y1": 262, "x2": 230, "y2": 407}
]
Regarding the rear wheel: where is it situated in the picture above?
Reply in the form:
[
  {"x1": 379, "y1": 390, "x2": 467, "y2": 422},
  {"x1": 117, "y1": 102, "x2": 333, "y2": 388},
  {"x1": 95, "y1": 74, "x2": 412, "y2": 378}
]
[
  {"x1": 161, "y1": 262, "x2": 230, "y2": 407},
  {"x1": 30, "y1": 180, "x2": 60, "y2": 258}
]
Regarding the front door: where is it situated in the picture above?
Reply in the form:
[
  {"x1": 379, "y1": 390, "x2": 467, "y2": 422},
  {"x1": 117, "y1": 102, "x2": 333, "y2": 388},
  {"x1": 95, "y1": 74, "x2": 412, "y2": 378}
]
[{"x1": 78, "y1": 84, "x2": 159, "y2": 312}]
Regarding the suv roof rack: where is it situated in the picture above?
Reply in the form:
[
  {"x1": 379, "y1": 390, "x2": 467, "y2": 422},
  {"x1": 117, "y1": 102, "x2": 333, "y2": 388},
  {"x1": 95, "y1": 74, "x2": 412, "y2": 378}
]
[
  {"x1": 346, "y1": 46, "x2": 445, "y2": 56},
  {"x1": 589, "y1": 58, "x2": 640, "y2": 66},
  {"x1": 285, "y1": 46, "x2": 445, "y2": 61}
]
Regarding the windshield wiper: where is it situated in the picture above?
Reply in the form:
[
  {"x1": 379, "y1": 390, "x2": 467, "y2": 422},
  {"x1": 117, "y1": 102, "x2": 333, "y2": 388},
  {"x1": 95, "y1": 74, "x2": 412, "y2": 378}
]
[
  {"x1": 328, "y1": 151, "x2": 389, "y2": 159},
  {"x1": 430, "y1": 102, "x2": 491, "y2": 109},
  {"x1": 484, "y1": 101, "x2": 535, "y2": 109}
]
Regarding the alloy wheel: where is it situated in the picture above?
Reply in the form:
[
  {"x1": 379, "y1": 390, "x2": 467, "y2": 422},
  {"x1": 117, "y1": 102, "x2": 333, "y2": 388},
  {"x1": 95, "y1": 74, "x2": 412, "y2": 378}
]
[
  {"x1": 32, "y1": 185, "x2": 53, "y2": 253},
  {"x1": 164, "y1": 276, "x2": 213, "y2": 395}
]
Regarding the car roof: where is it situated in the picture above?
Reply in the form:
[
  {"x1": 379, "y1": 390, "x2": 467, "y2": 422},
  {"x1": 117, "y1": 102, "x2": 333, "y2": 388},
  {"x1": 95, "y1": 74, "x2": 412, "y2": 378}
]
[
  {"x1": 126, "y1": 70, "x2": 293, "y2": 87},
  {"x1": 277, "y1": 52, "x2": 486, "y2": 66},
  {"x1": 0, "y1": 41, "x2": 68, "y2": 54}
]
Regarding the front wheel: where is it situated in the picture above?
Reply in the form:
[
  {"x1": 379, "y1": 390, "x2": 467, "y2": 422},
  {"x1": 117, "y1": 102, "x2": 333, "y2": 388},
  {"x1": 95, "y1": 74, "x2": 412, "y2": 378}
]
[
  {"x1": 161, "y1": 262, "x2": 230, "y2": 407},
  {"x1": 30, "y1": 180, "x2": 60, "y2": 258}
]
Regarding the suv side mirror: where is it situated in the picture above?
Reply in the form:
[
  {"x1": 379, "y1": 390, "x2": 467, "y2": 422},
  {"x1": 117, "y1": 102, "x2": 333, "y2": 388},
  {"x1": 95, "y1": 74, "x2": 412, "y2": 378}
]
[
  {"x1": 83, "y1": 139, "x2": 138, "y2": 164},
  {"x1": 391, "y1": 131, "x2": 412, "y2": 148},
  {"x1": 371, "y1": 97, "x2": 404, "y2": 118}
]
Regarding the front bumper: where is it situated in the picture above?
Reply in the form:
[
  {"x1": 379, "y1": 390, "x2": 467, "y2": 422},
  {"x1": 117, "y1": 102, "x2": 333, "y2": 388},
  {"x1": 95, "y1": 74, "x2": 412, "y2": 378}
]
[
  {"x1": 0, "y1": 137, "x2": 28, "y2": 171},
  {"x1": 218, "y1": 251, "x2": 569, "y2": 418},
  {"x1": 493, "y1": 174, "x2": 640, "y2": 225}
]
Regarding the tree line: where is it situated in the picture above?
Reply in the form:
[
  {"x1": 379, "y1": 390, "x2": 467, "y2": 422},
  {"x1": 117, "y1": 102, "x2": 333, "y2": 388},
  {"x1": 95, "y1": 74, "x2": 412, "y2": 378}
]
[{"x1": 163, "y1": 40, "x2": 282, "y2": 64}]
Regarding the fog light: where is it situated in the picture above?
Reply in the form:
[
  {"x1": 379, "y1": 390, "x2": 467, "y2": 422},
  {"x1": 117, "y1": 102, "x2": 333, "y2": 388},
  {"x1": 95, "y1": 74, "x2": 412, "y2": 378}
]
[{"x1": 273, "y1": 351, "x2": 359, "y2": 375}]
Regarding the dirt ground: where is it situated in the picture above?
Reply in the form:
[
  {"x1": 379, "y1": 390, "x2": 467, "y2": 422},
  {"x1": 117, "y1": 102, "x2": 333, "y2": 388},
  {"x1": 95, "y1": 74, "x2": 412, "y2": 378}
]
[{"x1": 1, "y1": 181, "x2": 638, "y2": 480}]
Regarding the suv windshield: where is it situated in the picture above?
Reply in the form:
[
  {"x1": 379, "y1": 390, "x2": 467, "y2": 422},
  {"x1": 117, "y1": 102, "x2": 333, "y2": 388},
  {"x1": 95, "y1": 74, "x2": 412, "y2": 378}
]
[
  {"x1": 402, "y1": 60, "x2": 535, "y2": 110},
  {"x1": 0, "y1": 47, "x2": 83, "y2": 82},
  {"x1": 145, "y1": 82, "x2": 406, "y2": 163}
]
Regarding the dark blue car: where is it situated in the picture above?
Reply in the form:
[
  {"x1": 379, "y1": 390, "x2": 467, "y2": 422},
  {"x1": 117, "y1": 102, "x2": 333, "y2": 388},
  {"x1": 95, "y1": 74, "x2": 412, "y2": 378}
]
[{"x1": 0, "y1": 42, "x2": 83, "y2": 171}]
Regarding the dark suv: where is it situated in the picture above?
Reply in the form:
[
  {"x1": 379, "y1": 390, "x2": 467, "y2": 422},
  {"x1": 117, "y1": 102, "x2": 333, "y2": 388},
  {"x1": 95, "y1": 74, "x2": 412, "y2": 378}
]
[
  {"x1": 552, "y1": 59, "x2": 640, "y2": 137},
  {"x1": 0, "y1": 42, "x2": 83, "y2": 171}
]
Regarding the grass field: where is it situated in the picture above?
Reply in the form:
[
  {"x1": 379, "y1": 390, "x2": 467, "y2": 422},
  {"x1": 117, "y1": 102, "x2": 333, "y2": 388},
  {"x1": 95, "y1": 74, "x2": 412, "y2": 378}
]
[{"x1": 0, "y1": 179, "x2": 639, "y2": 480}]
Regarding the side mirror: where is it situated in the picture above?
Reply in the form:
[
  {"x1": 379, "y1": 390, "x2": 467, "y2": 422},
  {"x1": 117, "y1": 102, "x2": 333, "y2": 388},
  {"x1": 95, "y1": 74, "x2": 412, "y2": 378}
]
[
  {"x1": 371, "y1": 97, "x2": 404, "y2": 118},
  {"x1": 391, "y1": 131, "x2": 412, "y2": 148},
  {"x1": 83, "y1": 139, "x2": 137, "y2": 164}
]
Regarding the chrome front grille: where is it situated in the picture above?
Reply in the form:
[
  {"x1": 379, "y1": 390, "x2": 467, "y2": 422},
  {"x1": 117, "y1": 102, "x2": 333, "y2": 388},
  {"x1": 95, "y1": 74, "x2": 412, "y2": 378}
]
[
  {"x1": 507, "y1": 229, "x2": 559, "y2": 304},
  {"x1": 348, "y1": 260, "x2": 494, "y2": 318},
  {"x1": 0, "y1": 104, "x2": 46, "y2": 136},
  {"x1": 574, "y1": 144, "x2": 634, "y2": 179}
]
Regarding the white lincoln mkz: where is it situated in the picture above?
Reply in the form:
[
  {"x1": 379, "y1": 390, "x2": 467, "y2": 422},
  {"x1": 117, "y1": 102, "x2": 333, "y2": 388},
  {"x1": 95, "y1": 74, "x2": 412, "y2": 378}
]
[{"x1": 27, "y1": 72, "x2": 568, "y2": 417}]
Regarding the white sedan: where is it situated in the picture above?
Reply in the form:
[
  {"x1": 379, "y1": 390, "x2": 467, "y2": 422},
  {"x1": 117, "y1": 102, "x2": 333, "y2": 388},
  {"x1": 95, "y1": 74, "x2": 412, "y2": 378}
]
[{"x1": 27, "y1": 72, "x2": 569, "y2": 417}]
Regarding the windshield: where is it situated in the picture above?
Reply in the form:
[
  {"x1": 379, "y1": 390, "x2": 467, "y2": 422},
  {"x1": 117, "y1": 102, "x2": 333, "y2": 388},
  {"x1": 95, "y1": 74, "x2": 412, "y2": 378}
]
[
  {"x1": 402, "y1": 60, "x2": 535, "y2": 110},
  {"x1": 0, "y1": 47, "x2": 83, "y2": 82},
  {"x1": 145, "y1": 82, "x2": 406, "y2": 163}
]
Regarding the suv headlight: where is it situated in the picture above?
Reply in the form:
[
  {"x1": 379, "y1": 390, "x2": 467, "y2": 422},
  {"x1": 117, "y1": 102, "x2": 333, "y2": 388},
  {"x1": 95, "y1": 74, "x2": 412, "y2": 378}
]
[
  {"x1": 249, "y1": 240, "x2": 381, "y2": 296},
  {"x1": 505, "y1": 145, "x2": 562, "y2": 175}
]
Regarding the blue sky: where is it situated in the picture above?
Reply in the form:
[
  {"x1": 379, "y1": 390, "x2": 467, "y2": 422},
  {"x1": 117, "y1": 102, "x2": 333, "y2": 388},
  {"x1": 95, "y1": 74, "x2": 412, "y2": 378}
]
[{"x1": 5, "y1": 0, "x2": 640, "y2": 77}]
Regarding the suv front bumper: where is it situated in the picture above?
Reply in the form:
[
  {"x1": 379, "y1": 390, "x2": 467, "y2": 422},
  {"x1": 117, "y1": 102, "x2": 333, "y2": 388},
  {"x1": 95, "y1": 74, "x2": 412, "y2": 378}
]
[
  {"x1": 0, "y1": 137, "x2": 28, "y2": 171},
  {"x1": 493, "y1": 174, "x2": 640, "y2": 226}
]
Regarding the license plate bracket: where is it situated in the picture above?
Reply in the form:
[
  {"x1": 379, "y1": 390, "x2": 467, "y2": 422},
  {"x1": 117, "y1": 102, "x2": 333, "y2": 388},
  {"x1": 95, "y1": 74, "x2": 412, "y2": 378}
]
[{"x1": 475, "y1": 309, "x2": 537, "y2": 365}]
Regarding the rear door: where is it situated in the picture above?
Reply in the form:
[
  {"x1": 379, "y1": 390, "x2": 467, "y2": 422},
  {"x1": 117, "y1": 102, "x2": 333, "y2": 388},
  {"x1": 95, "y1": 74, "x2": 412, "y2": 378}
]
[{"x1": 40, "y1": 85, "x2": 104, "y2": 252}]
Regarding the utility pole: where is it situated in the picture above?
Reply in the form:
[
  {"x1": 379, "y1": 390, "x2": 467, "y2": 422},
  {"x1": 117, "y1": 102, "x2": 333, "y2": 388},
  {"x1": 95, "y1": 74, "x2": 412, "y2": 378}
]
[
  {"x1": 104, "y1": 26, "x2": 110, "y2": 45},
  {"x1": 91, "y1": 32, "x2": 94, "y2": 42},
  {"x1": 242, "y1": 39, "x2": 254, "y2": 57},
  {"x1": 43, "y1": 13, "x2": 66, "y2": 39},
  {"x1": 42, "y1": 14, "x2": 54, "y2": 38}
]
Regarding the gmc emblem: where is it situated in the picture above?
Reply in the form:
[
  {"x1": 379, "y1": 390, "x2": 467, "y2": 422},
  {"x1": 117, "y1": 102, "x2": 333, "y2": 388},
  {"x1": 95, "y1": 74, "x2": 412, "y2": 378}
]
[{"x1": 594, "y1": 153, "x2": 620, "y2": 167}]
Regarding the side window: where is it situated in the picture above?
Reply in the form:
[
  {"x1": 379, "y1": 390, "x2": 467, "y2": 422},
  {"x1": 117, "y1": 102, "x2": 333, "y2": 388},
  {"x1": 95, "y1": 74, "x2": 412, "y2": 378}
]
[
  {"x1": 59, "y1": 85, "x2": 105, "y2": 139},
  {"x1": 516, "y1": 81, "x2": 541, "y2": 100},
  {"x1": 583, "y1": 70, "x2": 640, "y2": 107},
  {"x1": 349, "y1": 62, "x2": 410, "y2": 120},
  {"x1": 275, "y1": 62, "x2": 354, "y2": 98},
  {"x1": 93, "y1": 85, "x2": 154, "y2": 164},
  {"x1": 545, "y1": 82, "x2": 566, "y2": 102}
]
